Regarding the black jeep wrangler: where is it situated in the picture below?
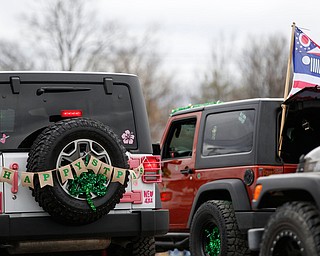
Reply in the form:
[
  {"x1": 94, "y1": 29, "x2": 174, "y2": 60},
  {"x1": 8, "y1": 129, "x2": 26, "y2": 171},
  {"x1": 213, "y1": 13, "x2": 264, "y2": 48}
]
[
  {"x1": 248, "y1": 87, "x2": 320, "y2": 255},
  {"x1": 0, "y1": 72, "x2": 168, "y2": 255}
]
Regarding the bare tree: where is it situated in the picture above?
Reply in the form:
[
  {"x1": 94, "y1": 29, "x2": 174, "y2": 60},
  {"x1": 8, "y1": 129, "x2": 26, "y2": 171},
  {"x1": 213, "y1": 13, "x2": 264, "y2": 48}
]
[
  {"x1": 239, "y1": 35, "x2": 288, "y2": 98},
  {"x1": 196, "y1": 34, "x2": 289, "y2": 105},
  {"x1": 107, "y1": 27, "x2": 175, "y2": 141},
  {"x1": 193, "y1": 35, "x2": 239, "y2": 104},
  {"x1": 0, "y1": 40, "x2": 35, "y2": 70},
  {"x1": 0, "y1": 0, "x2": 175, "y2": 142},
  {"x1": 23, "y1": 0, "x2": 121, "y2": 71}
]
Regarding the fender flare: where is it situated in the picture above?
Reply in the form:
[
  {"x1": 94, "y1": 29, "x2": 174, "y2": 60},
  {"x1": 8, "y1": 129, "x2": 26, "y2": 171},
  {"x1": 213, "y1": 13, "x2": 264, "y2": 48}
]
[
  {"x1": 253, "y1": 174, "x2": 320, "y2": 210},
  {"x1": 187, "y1": 179, "x2": 251, "y2": 227}
]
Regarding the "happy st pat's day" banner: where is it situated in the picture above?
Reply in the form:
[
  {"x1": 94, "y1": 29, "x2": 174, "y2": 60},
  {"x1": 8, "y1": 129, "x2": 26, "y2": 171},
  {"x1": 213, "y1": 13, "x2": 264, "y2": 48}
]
[{"x1": 0, "y1": 155, "x2": 145, "y2": 188}]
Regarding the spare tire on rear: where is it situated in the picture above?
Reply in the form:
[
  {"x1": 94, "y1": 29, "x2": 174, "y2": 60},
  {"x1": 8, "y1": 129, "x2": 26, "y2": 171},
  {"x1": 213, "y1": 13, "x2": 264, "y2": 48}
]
[{"x1": 27, "y1": 118, "x2": 129, "y2": 225}]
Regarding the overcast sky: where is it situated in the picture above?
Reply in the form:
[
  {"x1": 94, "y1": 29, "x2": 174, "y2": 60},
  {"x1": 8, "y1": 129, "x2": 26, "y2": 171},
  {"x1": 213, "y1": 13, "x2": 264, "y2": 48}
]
[{"x1": 1, "y1": 0, "x2": 320, "y2": 85}]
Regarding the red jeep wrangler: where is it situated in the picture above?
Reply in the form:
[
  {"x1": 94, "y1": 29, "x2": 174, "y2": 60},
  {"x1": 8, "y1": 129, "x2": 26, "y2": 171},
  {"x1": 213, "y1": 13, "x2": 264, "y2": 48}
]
[{"x1": 156, "y1": 90, "x2": 320, "y2": 255}]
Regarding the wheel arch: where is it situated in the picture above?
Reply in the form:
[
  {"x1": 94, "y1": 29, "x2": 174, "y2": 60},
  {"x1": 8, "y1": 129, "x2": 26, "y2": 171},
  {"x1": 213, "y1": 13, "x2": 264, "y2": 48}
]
[
  {"x1": 257, "y1": 188, "x2": 316, "y2": 209},
  {"x1": 18, "y1": 127, "x2": 47, "y2": 149},
  {"x1": 187, "y1": 179, "x2": 251, "y2": 228},
  {"x1": 253, "y1": 176, "x2": 320, "y2": 210},
  {"x1": 18, "y1": 118, "x2": 88, "y2": 149}
]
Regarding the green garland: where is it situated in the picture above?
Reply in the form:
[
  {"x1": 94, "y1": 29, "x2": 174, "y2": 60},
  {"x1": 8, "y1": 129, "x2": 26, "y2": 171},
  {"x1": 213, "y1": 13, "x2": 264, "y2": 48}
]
[
  {"x1": 67, "y1": 155, "x2": 108, "y2": 211},
  {"x1": 171, "y1": 101, "x2": 222, "y2": 115},
  {"x1": 68, "y1": 171, "x2": 108, "y2": 211}
]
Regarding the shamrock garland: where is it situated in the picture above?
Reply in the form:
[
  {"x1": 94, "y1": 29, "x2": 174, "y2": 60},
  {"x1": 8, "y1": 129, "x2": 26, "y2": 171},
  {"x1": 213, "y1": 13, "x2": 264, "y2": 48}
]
[
  {"x1": 67, "y1": 155, "x2": 108, "y2": 211},
  {"x1": 68, "y1": 171, "x2": 108, "y2": 211}
]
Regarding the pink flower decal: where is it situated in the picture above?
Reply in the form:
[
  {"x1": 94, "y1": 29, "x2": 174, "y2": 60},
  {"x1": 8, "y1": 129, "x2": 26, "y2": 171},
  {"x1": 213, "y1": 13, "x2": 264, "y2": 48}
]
[
  {"x1": 122, "y1": 130, "x2": 135, "y2": 144},
  {"x1": 0, "y1": 134, "x2": 9, "y2": 144}
]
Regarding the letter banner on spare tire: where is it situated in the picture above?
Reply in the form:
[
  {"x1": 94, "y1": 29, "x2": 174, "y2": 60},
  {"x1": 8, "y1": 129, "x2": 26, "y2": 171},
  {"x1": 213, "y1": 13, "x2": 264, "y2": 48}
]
[
  {"x1": 0, "y1": 167, "x2": 15, "y2": 185},
  {"x1": 128, "y1": 164, "x2": 144, "y2": 179},
  {"x1": 21, "y1": 172, "x2": 34, "y2": 188},
  {"x1": 38, "y1": 170, "x2": 54, "y2": 188},
  {"x1": 58, "y1": 165, "x2": 74, "y2": 184},
  {"x1": 71, "y1": 158, "x2": 87, "y2": 177},
  {"x1": 0, "y1": 154, "x2": 145, "y2": 189}
]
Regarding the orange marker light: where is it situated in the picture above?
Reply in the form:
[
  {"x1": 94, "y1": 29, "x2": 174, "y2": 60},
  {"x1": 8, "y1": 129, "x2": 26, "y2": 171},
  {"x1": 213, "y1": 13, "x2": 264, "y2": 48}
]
[{"x1": 253, "y1": 184, "x2": 263, "y2": 201}]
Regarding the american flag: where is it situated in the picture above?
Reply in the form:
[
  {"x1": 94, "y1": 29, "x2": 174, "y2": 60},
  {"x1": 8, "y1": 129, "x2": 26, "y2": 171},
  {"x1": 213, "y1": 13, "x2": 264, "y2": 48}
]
[{"x1": 290, "y1": 26, "x2": 320, "y2": 96}]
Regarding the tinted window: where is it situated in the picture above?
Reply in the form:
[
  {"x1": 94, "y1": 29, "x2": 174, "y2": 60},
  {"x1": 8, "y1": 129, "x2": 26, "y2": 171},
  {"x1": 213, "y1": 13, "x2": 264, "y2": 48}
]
[
  {"x1": 0, "y1": 82, "x2": 137, "y2": 150},
  {"x1": 202, "y1": 110, "x2": 254, "y2": 156},
  {"x1": 0, "y1": 109, "x2": 15, "y2": 132},
  {"x1": 162, "y1": 118, "x2": 196, "y2": 159},
  {"x1": 22, "y1": 83, "x2": 136, "y2": 149},
  {"x1": 0, "y1": 84, "x2": 18, "y2": 147}
]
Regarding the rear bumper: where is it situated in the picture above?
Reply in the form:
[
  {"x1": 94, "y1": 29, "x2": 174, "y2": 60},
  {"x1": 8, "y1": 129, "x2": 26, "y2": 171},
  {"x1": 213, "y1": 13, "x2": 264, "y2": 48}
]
[
  {"x1": 248, "y1": 228, "x2": 265, "y2": 251},
  {"x1": 236, "y1": 210, "x2": 275, "y2": 252},
  {"x1": 0, "y1": 209, "x2": 169, "y2": 241}
]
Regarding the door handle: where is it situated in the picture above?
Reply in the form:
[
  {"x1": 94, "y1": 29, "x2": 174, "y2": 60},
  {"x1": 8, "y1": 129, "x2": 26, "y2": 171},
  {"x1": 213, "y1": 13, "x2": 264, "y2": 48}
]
[{"x1": 180, "y1": 168, "x2": 193, "y2": 175}]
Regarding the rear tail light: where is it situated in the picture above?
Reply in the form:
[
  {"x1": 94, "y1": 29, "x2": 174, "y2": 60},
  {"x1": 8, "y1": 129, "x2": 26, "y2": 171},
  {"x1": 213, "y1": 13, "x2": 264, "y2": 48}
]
[
  {"x1": 129, "y1": 155, "x2": 162, "y2": 183},
  {"x1": 60, "y1": 110, "x2": 83, "y2": 118},
  {"x1": 142, "y1": 156, "x2": 162, "y2": 183}
]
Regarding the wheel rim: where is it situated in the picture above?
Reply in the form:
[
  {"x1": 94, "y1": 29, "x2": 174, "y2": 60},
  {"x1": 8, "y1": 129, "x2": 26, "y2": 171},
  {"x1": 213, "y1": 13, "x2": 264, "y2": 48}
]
[
  {"x1": 271, "y1": 230, "x2": 304, "y2": 256},
  {"x1": 203, "y1": 222, "x2": 221, "y2": 256},
  {"x1": 56, "y1": 139, "x2": 112, "y2": 200}
]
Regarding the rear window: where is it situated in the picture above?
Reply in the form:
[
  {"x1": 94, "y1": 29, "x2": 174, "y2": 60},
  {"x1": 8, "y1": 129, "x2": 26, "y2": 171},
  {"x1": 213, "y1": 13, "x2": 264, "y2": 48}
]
[
  {"x1": 202, "y1": 110, "x2": 255, "y2": 156},
  {"x1": 0, "y1": 109, "x2": 15, "y2": 132},
  {"x1": 0, "y1": 82, "x2": 137, "y2": 150}
]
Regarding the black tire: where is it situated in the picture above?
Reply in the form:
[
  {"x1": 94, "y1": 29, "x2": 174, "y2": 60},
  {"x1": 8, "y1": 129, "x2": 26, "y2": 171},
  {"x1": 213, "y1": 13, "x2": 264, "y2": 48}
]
[
  {"x1": 107, "y1": 237, "x2": 155, "y2": 256},
  {"x1": 189, "y1": 200, "x2": 249, "y2": 256},
  {"x1": 27, "y1": 118, "x2": 129, "y2": 225},
  {"x1": 260, "y1": 201, "x2": 320, "y2": 256},
  {"x1": 131, "y1": 236, "x2": 155, "y2": 256}
]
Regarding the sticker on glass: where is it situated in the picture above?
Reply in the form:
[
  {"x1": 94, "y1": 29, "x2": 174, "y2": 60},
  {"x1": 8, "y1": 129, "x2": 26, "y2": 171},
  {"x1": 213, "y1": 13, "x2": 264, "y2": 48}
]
[
  {"x1": 0, "y1": 134, "x2": 10, "y2": 144},
  {"x1": 239, "y1": 112, "x2": 247, "y2": 124}
]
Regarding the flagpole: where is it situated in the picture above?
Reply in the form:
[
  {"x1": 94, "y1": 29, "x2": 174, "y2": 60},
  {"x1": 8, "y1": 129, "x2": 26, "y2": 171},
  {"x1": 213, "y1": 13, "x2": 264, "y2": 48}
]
[{"x1": 278, "y1": 22, "x2": 296, "y2": 157}]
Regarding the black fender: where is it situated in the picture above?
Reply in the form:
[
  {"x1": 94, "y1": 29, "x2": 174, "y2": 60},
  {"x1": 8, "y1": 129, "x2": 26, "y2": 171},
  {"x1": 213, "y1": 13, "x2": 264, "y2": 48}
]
[
  {"x1": 187, "y1": 179, "x2": 251, "y2": 228},
  {"x1": 253, "y1": 173, "x2": 320, "y2": 210}
]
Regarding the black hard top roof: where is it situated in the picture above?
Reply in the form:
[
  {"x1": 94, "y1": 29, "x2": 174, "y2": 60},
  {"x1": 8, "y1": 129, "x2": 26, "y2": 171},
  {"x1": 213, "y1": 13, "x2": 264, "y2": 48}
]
[
  {"x1": 0, "y1": 71, "x2": 138, "y2": 84},
  {"x1": 171, "y1": 87, "x2": 320, "y2": 117},
  {"x1": 171, "y1": 98, "x2": 284, "y2": 116}
]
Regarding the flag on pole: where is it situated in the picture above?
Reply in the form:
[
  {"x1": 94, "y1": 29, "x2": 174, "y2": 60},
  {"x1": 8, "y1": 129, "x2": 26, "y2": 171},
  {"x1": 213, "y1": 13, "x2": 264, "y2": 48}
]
[{"x1": 290, "y1": 26, "x2": 320, "y2": 96}]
